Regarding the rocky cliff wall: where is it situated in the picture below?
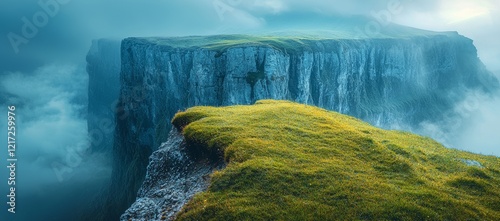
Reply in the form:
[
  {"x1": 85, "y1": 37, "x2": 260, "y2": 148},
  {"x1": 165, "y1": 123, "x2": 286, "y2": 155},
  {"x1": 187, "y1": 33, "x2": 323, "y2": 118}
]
[
  {"x1": 94, "y1": 33, "x2": 498, "y2": 218},
  {"x1": 118, "y1": 34, "x2": 496, "y2": 155}
]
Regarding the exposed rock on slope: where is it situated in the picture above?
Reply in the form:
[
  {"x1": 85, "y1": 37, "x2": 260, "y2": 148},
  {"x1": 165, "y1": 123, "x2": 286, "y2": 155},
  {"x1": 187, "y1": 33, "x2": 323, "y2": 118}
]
[{"x1": 120, "y1": 129, "x2": 225, "y2": 221}]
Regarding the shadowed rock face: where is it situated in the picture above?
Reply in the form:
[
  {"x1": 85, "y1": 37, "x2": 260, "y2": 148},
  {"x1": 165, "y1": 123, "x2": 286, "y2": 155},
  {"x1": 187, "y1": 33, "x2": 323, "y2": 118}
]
[
  {"x1": 121, "y1": 128, "x2": 225, "y2": 221},
  {"x1": 86, "y1": 39, "x2": 121, "y2": 153},
  {"x1": 87, "y1": 32, "x2": 498, "y2": 219}
]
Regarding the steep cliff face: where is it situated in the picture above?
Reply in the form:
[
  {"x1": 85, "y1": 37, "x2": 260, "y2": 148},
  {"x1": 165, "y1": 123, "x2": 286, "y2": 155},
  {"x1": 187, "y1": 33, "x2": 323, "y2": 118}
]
[
  {"x1": 118, "y1": 33, "x2": 496, "y2": 151},
  {"x1": 111, "y1": 32, "x2": 498, "y2": 217},
  {"x1": 86, "y1": 39, "x2": 121, "y2": 153}
]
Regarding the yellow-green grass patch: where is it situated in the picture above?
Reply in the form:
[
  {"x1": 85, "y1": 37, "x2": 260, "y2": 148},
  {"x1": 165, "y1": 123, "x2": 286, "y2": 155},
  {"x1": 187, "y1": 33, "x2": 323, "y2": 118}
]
[{"x1": 172, "y1": 100, "x2": 500, "y2": 220}]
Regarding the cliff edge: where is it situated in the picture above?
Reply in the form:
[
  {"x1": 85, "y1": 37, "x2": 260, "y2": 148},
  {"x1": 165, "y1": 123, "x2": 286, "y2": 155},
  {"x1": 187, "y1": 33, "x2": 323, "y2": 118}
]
[
  {"x1": 104, "y1": 30, "x2": 498, "y2": 218},
  {"x1": 125, "y1": 100, "x2": 500, "y2": 220}
]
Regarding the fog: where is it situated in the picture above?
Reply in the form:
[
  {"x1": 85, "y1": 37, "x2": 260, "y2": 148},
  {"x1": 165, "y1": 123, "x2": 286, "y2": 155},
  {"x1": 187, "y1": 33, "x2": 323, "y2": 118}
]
[
  {"x1": 418, "y1": 92, "x2": 500, "y2": 156},
  {"x1": 0, "y1": 63, "x2": 111, "y2": 220},
  {"x1": 0, "y1": 0, "x2": 499, "y2": 220}
]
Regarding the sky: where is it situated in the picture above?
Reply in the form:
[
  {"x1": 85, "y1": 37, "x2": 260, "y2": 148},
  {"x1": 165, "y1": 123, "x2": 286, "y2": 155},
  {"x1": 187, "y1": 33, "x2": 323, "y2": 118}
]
[
  {"x1": 1, "y1": 0, "x2": 499, "y2": 74},
  {"x1": 0, "y1": 0, "x2": 499, "y2": 220}
]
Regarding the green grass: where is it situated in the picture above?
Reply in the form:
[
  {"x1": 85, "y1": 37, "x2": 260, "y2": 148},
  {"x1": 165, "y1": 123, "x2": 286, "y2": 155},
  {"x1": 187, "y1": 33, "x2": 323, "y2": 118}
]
[
  {"x1": 171, "y1": 100, "x2": 500, "y2": 220},
  {"x1": 142, "y1": 35, "x2": 323, "y2": 54},
  {"x1": 136, "y1": 27, "x2": 456, "y2": 55}
]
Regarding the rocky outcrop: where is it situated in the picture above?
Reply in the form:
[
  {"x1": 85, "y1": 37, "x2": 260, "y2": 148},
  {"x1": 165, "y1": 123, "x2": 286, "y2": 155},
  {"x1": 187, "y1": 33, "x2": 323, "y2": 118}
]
[{"x1": 120, "y1": 128, "x2": 225, "y2": 221}]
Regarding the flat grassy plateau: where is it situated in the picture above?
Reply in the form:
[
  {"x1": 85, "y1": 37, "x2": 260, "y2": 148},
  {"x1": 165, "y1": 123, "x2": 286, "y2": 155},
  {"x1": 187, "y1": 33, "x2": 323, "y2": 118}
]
[
  {"x1": 139, "y1": 27, "x2": 456, "y2": 54},
  {"x1": 171, "y1": 100, "x2": 500, "y2": 221}
]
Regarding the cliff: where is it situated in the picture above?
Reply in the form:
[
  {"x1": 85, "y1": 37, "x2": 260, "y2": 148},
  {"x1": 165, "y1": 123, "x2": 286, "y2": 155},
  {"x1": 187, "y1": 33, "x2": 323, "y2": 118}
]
[
  {"x1": 99, "y1": 30, "x2": 498, "y2": 218},
  {"x1": 86, "y1": 39, "x2": 121, "y2": 153},
  {"x1": 118, "y1": 32, "x2": 496, "y2": 156},
  {"x1": 126, "y1": 100, "x2": 500, "y2": 220}
]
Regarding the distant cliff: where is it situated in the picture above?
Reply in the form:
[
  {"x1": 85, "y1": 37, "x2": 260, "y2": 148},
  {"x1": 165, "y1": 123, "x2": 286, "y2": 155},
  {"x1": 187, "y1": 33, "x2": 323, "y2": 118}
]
[
  {"x1": 117, "y1": 32, "x2": 497, "y2": 156},
  {"x1": 88, "y1": 31, "x2": 498, "y2": 218},
  {"x1": 86, "y1": 39, "x2": 121, "y2": 153}
]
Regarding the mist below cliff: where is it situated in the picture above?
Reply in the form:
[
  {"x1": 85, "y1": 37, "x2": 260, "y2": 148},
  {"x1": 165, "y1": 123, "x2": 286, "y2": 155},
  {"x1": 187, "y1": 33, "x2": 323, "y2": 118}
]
[
  {"x1": 418, "y1": 92, "x2": 500, "y2": 156},
  {"x1": 0, "y1": 63, "x2": 112, "y2": 221}
]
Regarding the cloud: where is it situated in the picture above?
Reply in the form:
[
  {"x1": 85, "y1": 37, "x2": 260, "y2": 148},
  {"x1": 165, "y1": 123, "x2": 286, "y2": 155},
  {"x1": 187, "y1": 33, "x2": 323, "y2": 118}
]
[
  {"x1": 1, "y1": 0, "x2": 498, "y2": 74},
  {"x1": 440, "y1": 1, "x2": 492, "y2": 24},
  {"x1": 417, "y1": 91, "x2": 500, "y2": 156},
  {"x1": 454, "y1": 96, "x2": 500, "y2": 156},
  {"x1": 0, "y1": 63, "x2": 88, "y2": 179},
  {"x1": 0, "y1": 63, "x2": 111, "y2": 220},
  {"x1": 390, "y1": 0, "x2": 500, "y2": 76}
]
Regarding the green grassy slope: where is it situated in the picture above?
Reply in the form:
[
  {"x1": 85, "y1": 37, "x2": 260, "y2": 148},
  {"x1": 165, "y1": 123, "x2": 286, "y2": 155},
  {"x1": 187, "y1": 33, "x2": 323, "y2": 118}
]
[
  {"x1": 171, "y1": 100, "x2": 500, "y2": 220},
  {"x1": 137, "y1": 27, "x2": 457, "y2": 53}
]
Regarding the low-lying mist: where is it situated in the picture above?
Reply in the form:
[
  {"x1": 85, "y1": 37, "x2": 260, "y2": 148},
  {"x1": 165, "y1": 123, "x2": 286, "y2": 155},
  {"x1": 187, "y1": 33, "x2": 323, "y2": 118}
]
[
  {"x1": 0, "y1": 63, "x2": 111, "y2": 220},
  {"x1": 418, "y1": 90, "x2": 500, "y2": 156}
]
